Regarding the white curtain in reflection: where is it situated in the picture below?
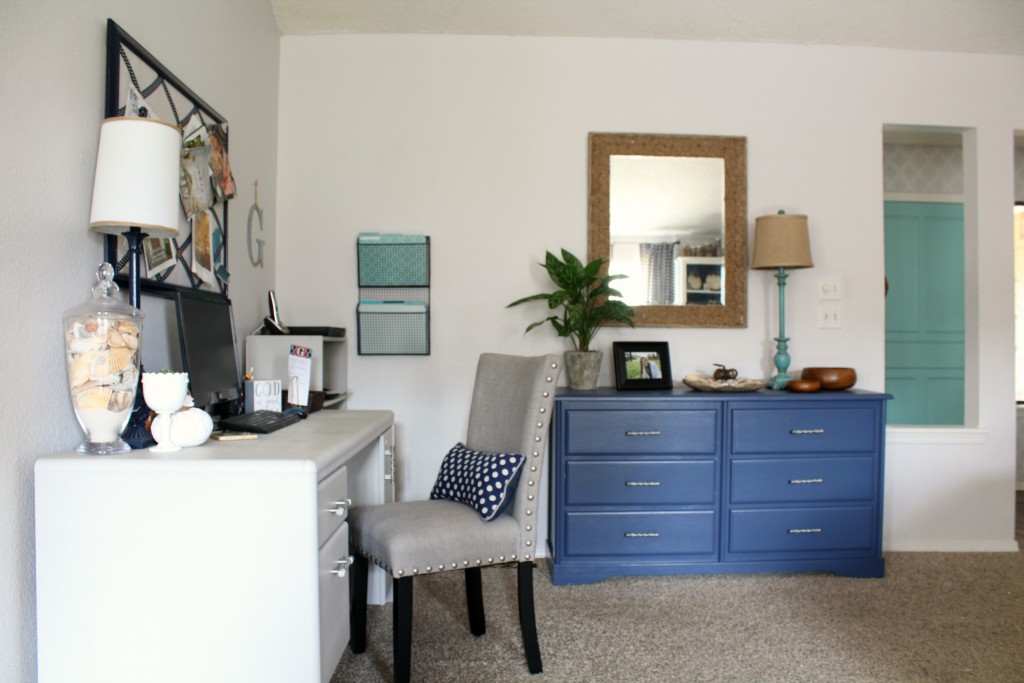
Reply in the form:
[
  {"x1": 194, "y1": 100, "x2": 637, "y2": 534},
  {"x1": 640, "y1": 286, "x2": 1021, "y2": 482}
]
[{"x1": 640, "y1": 243, "x2": 675, "y2": 305}]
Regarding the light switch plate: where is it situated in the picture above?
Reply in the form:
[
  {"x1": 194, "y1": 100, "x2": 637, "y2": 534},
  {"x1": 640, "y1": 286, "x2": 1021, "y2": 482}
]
[{"x1": 819, "y1": 277, "x2": 842, "y2": 300}]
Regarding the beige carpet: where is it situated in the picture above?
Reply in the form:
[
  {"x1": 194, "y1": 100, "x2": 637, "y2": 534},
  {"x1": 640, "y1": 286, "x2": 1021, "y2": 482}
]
[{"x1": 333, "y1": 551, "x2": 1024, "y2": 682}]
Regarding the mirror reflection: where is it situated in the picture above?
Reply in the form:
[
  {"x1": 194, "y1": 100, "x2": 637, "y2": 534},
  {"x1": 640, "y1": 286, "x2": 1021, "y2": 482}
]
[
  {"x1": 609, "y1": 155, "x2": 725, "y2": 306},
  {"x1": 589, "y1": 133, "x2": 747, "y2": 327}
]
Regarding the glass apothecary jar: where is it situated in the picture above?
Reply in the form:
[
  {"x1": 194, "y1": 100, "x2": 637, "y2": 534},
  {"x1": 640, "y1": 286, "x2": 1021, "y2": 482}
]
[{"x1": 63, "y1": 263, "x2": 143, "y2": 454}]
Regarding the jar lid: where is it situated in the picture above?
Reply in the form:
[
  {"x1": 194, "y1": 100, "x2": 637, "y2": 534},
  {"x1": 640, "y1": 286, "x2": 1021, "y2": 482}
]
[{"x1": 63, "y1": 263, "x2": 144, "y2": 322}]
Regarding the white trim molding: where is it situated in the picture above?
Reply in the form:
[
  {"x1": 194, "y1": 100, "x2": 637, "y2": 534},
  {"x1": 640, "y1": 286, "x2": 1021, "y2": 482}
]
[{"x1": 886, "y1": 426, "x2": 990, "y2": 445}]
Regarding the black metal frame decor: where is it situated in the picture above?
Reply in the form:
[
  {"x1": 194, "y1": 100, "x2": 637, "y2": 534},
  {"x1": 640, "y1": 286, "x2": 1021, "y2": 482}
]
[
  {"x1": 102, "y1": 19, "x2": 230, "y2": 299},
  {"x1": 612, "y1": 341, "x2": 673, "y2": 390}
]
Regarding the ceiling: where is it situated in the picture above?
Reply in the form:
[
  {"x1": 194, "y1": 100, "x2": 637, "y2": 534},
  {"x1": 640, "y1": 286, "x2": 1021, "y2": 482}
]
[{"x1": 271, "y1": 0, "x2": 1024, "y2": 56}]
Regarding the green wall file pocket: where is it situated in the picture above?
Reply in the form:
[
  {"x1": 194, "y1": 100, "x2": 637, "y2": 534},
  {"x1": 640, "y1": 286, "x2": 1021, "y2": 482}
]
[
  {"x1": 357, "y1": 234, "x2": 430, "y2": 286},
  {"x1": 357, "y1": 301, "x2": 430, "y2": 355},
  {"x1": 357, "y1": 233, "x2": 431, "y2": 355}
]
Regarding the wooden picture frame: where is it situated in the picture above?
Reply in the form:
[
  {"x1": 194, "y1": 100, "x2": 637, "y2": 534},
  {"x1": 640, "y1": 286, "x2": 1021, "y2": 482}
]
[{"x1": 612, "y1": 341, "x2": 673, "y2": 390}]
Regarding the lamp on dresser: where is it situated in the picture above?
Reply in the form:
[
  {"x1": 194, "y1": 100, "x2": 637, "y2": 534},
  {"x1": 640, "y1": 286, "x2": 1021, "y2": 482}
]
[
  {"x1": 751, "y1": 210, "x2": 813, "y2": 390},
  {"x1": 88, "y1": 116, "x2": 182, "y2": 446}
]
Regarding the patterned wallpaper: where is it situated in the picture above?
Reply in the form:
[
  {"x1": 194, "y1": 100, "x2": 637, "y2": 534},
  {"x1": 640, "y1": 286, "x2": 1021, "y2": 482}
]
[
  {"x1": 885, "y1": 143, "x2": 1024, "y2": 202},
  {"x1": 883, "y1": 143, "x2": 963, "y2": 195}
]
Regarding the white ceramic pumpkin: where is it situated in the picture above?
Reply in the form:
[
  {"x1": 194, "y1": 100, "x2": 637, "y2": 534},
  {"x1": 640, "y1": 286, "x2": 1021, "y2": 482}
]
[{"x1": 168, "y1": 408, "x2": 214, "y2": 447}]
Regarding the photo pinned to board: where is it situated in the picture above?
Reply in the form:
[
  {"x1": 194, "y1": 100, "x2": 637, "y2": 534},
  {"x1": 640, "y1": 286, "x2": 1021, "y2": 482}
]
[
  {"x1": 191, "y1": 209, "x2": 216, "y2": 286},
  {"x1": 143, "y1": 237, "x2": 175, "y2": 277}
]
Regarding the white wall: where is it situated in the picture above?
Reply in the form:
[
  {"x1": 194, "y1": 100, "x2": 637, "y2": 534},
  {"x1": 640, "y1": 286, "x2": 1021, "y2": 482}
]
[
  {"x1": 276, "y1": 35, "x2": 1024, "y2": 553},
  {"x1": 0, "y1": 2, "x2": 280, "y2": 680}
]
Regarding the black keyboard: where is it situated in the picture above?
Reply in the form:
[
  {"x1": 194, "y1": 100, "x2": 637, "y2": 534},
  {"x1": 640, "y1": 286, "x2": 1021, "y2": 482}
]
[{"x1": 220, "y1": 410, "x2": 301, "y2": 434}]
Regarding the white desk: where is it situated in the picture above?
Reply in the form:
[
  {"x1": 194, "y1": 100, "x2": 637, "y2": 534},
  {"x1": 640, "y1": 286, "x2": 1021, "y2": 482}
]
[{"x1": 35, "y1": 409, "x2": 394, "y2": 683}]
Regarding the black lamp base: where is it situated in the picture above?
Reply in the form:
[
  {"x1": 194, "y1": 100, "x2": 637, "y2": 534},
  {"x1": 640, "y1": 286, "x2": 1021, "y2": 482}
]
[{"x1": 122, "y1": 374, "x2": 155, "y2": 449}]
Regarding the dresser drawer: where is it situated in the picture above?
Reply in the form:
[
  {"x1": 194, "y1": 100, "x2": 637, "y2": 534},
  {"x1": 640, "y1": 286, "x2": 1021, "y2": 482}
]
[
  {"x1": 566, "y1": 460, "x2": 716, "y2": 506},
  {"x1": 319, "y1": 522, "x2": 351, "y2": 682},
  {"x1": 565, "y1": 511, "x2": 716, "y2": 557},
  {"x1": 730, "y1": 406, "x2": 878, "y2": 454},
  {"x1": 730, "y1": 457, "x2": 875, "y2": 504},
  {"x1": 728, "y1": 507, "x2": 875, "y2": 556},
  {"x1": 565, "y1": 409, "x2": 719, "y2": 455},
  {"x1": 317, "y1": 465, "x2": 348, "y2": 547}
]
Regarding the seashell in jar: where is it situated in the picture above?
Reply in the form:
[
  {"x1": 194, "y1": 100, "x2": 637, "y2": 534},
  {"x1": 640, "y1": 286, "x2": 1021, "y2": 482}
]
[
  {"x1": 117, "y1": 321, "x2": 140, "y2": 337},
  {"x1": 107, "y1": 329, "x2": 127, "y2": 348},
  {"x1": 110, "y1": 365, "x2": 138, "y2": 392},
  {"x1": 88, "y1": 347, "x2": 134, "y2": 380},
  {"x1": 68, "y1": 353, "x2": 92, "y2": 387},
  {"x1": 108, "y1": 347, "x2": 136, "y2": 375},
  {"x1": 109, "y1": 390, "x2": 135, "y2": 412},
  {"x1": 69, "y1": 335, "x2": 106, "y2": 354},
  {"x1": 76, "y1": 386, "x2": 113, "y2": 411}
]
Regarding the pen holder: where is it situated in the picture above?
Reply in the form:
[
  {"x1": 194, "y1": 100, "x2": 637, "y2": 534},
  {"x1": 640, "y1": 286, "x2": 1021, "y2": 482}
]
[{"x1": 283, "y1": 389, "x2": 325, "y2": 413}]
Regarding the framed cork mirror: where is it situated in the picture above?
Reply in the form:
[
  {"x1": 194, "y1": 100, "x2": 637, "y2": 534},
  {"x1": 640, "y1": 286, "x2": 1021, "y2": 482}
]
[{"x1": 588, "y1": 133, "x2": 747, "y2": 327}]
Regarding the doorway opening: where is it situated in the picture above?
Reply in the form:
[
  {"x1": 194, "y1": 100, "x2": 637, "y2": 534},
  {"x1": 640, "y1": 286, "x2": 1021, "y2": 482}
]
[{"x1": 883, "y1": 128, "x2": 965, "y2": 426}]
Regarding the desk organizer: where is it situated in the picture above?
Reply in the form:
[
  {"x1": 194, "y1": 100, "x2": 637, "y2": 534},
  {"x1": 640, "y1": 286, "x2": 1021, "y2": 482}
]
[{"x1": 357, "y1": 233, "x2": 430, "y2": 355}]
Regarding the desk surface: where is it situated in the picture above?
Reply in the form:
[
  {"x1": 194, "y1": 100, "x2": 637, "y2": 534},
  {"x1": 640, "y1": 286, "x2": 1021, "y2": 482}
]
[{"x1": 37, "y1": 409, "x2": 394, "y2": 475}]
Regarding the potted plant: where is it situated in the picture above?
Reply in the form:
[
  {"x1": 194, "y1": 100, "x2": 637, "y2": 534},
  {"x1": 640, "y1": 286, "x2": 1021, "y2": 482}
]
[{"x1": 508, "y1": 248, "x2": 635, "y2": 390}]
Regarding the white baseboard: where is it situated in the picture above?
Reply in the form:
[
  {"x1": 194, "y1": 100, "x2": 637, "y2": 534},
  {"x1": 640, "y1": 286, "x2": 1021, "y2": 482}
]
[{"x1": 884, "y1": 540, "x2": 1019, "y2": 552}]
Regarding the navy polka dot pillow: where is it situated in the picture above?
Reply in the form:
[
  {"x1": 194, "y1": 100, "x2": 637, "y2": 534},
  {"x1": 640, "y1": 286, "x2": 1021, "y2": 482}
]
[{"x1": 430, "y1": 443, "x2": 525, "y2": 521}]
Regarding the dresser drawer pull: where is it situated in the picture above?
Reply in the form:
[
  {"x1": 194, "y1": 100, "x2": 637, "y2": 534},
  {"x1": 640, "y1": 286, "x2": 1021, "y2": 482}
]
[
  {"x1": 626, "y1": 430, "x2": 662, "y2": 437},
  {"x1": 787, "y1": 528, "x2": 823, "y2": 534},
  {"x1": 624, "y1": 532, "x2": 661, "y2": 538},
  {"x1": 625, "y1": 481, "x2": 661, "y2": 487},
  {"x1": 788, "y1": 478, "x2": 824, "y2": 485},
  {"x1": 384, "y1": 445, "x2": 396, "y2": 482},
  {"x1": 331, "y1": 556, "x2": 354, "y2": 578},
  {"x1": 329, "y1": 498, "x2": 353, "y2": 516},
  {"x1": 790, "y1": 428, "x2": 825, "y2": 435}
]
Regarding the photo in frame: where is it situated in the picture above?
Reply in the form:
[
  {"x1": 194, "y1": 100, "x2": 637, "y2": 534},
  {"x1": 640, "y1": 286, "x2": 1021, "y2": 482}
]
[{"x1": 613, "y1": 341, "x2": 673, "y2": 390}]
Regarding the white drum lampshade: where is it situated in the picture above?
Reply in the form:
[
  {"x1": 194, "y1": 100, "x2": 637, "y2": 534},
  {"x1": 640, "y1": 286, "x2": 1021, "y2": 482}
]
[{"x1": 89, "y1": 117, "x2": 181, "y2": 238}]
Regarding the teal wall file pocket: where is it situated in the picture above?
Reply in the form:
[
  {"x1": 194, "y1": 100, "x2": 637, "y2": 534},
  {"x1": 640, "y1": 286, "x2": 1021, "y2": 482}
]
[{"x1": 357, "y1": 233, "x2": 430, "y2": 287}]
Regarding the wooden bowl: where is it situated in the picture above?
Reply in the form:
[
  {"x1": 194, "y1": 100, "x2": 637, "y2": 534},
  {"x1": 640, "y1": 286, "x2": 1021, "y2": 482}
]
[
  {"x1": 786, "y1": 379, "x2": 821, "y2": 393},
  {"x1": 801, "y1": 367, "x2": 856, "y2": 390}
]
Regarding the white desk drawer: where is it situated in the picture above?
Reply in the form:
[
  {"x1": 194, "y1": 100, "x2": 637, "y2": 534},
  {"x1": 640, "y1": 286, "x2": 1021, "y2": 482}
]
[
  {"x1": 319, "y1": 523, "x2": 351, "y2": 682},
  {"x1": 317, "y1": 465, "x2": 349, "y2": 547}
]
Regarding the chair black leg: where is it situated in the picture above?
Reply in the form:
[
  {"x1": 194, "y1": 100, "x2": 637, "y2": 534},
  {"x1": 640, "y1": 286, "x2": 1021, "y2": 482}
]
[
  {"x1": 393, "y1": 576, "x2": 414, "y2": 683},
  {"x1": 517, "y1": 562, "x2": 543, "y2": 674},
  {"x1": 349, "y1": 553, "x2": 368, "y2": 654},
  {"x1": 465, "y1": 566, "x2": 486, "y2": 636}
]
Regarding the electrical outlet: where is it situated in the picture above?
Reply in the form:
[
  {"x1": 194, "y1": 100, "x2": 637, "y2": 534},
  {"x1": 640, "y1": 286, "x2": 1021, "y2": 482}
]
[{"x1": 818, "y1": 302, "x2": 842, "y2": 328}]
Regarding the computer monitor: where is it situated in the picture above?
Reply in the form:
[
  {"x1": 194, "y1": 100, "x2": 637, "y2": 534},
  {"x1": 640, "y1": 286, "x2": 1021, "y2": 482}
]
[{"x1": 175, "y1": 289, "x2": 243, "y2": 417}]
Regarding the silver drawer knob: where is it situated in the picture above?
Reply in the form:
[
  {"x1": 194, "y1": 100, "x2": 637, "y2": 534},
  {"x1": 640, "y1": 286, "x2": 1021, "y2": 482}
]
[
  {"x1": 329, "y1": 498, "x2": 352, "y2": 516},
  {"x1": 331, "y1": 556, "x2": 355, "y2": 577}
]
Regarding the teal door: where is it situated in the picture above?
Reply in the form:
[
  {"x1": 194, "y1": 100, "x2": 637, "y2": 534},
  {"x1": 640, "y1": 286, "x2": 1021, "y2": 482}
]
[{"x1": 884, "y1": 202, "x2": 965, "y2": 424}]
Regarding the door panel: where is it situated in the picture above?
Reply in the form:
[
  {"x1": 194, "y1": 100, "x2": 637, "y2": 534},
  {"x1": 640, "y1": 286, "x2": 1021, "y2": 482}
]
[{"x1": 884, "y1": 202, "x2": 964, "y2": 425}]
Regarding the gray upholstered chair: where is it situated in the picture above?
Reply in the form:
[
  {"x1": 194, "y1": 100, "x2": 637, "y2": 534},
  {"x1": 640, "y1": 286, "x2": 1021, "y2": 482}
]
[{"x1": 348, "y1": 353, "x2": 562, "y2": 682}]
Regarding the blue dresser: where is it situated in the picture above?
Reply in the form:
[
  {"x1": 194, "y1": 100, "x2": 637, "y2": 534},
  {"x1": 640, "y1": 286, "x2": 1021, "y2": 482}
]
[{"x1": 549, "y1": 388, "x2": 889, "y2": 584}]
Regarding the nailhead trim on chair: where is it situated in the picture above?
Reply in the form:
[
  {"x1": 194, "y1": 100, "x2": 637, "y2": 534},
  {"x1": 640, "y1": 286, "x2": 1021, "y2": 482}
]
[{"x1": 354, "y1": 358, "x2": 560, "y2": 579}]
